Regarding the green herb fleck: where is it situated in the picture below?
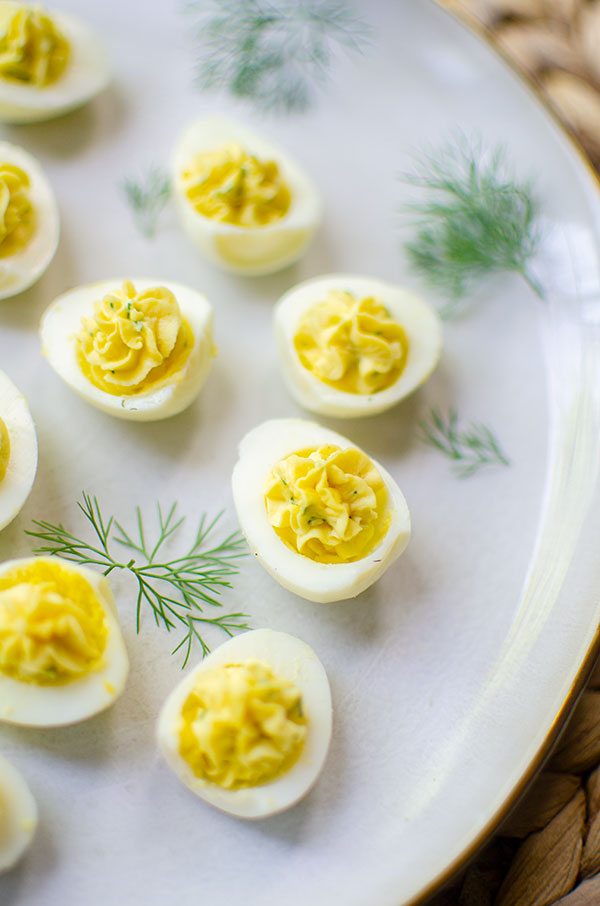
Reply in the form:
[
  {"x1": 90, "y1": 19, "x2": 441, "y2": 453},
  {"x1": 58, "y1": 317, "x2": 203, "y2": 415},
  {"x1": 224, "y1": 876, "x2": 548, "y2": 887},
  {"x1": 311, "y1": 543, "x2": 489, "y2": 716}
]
[
  {"x1": 121, "y1": 166, "x2": 172, "y2": 239},
  {"x1": 184, "y1": 0, "x2": 371, "y2": 113},
  {"x1": 418, "y1": 408, "x2": 510, "y2": 478},
  {"x1": 401, "y1": 136, "x2": 543, "y2": 316},
  {"x1": 26, "y1": 493, "x2": 250, "y2": 668}
]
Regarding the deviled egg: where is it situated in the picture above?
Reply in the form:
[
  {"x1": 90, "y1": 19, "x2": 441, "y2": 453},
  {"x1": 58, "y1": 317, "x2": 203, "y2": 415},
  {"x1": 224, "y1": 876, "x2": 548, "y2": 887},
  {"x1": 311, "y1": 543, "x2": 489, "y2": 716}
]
[
  {"x1": 157, "y1": 629, "x2": 332, "y2": 819},
  {"x1": 274, "y1": 274, "x2": 443, "y2": 418},
  {"x1": 0, "y1": 754, "x2": 37, "y2": 872},
  {"x1": 0, "y1": 556, "x2": 129, "y2": 726},
  {"x1": 0, "y1": 3, "x2": 110, "y2": 123},
  {"x1": 0, "y1": 142, "x2": 59, "y2": 300},
  {"x1": 172, "y1": 117, "x2": 321, "y2": 275},
  {"x1": 40, "y1": 278, "x2": 216, "y2": 421},
  {"x1": 232, "y1": 418, "x2": 411, "y2": 603},
  {"x1": 0, "y1": 369, "x2": 37, "y2": 532}
]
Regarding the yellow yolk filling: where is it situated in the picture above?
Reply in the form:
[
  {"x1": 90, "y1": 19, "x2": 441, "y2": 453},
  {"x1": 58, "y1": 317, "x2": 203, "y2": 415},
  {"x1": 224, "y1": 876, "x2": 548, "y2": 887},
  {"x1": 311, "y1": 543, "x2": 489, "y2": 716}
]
[
  {"x1": 0, "y1": 163, "x2": 35, "y2": 257},
  {"x1": 76, "y1": 280, "x2": 193, "y2": 397},
  {"x1": 179, "y1": 660, "x2": 306, "y2": 790},
  {"x1": 0, "y1": 4, "x2": 69, "y2": 87},
  {"x1": 182, "y1": 143, "x2": 291, "y2": 227},
  {"x1": 0, "y1": 560, "x2": 107, "y2": 685},
  {"x1": 293, "y1": 291, "x2": 409, "y2": 395},
  {"x1": 0, "y1": 416, "x2": 9, "y2": 483},
  {"x1": 265, "y1": 444, "x2": 391, "y2": 564}
]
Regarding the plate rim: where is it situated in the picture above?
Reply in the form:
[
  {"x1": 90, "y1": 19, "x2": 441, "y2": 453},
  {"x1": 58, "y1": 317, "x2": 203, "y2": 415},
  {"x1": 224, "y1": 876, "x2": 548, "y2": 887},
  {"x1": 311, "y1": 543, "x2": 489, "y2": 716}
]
[{"x1": 409, "y1": 4, "x2": 600, "y2": 902}]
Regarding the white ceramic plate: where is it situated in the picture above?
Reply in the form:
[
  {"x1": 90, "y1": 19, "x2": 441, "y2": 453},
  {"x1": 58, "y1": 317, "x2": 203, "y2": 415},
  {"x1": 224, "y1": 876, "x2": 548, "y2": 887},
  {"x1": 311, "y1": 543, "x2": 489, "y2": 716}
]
[{"x1": 1, "y1": 1, "x2": 600, "y2": 905}]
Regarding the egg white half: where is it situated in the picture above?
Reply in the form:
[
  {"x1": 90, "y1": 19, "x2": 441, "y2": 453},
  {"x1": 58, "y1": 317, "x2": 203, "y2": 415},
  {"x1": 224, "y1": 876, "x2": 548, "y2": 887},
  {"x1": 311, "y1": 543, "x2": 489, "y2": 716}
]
[
  {"x1": 0, "y1": 369, "x2": 37, "y2": 533},
  {"x1": 0, "y1": 6, "x2": 110, "y2": 123},
  {"x1": 0, "y1": 557, "x2": 129, "y2": 727},
  {"x1": 157, "y1": 629, "x2": 332, "y2": 819},
  {"x1": 172, "y1": 117, "x2": 321, "y2": 276},
  {"x1": 0, "y1": 142, "x2": 59, "y2": 301},
  {"x1": 274, "y1": 274, "x2": 443, "y2": 418},
  {"x1": 232, "y1": 418, "x2": 411, "y2": 603},
  {"x1": 0, "y1": 754, "x2": 37, "y2": 872},
  {"x1": 40, "y1": 278, "x2": 215, "y2": 421}
]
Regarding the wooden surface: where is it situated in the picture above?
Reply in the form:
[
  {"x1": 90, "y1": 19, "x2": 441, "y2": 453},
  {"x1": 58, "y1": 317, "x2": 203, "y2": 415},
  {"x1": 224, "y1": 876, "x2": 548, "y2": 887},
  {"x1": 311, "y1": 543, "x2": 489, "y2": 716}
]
[
  {"x1": 426, "y1": 662, "x2": 600, "y2": 905},
  {"x1": 439, "y1": 0, "x2": 600, "y2": 171}
]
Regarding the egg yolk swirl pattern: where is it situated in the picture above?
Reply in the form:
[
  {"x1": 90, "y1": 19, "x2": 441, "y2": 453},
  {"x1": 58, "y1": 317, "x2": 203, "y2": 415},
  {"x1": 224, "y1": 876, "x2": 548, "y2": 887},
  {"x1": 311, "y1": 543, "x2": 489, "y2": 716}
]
[
  {"x1": 265, "y1": 444, "x2": 390, "y2": 564},
  {"x1": 0, "y1": 163, "x2": 35, "y2": 257},
  {"x1": 294, "y1": 291, "x2": 409, "y2": 395},
  {"x1": 0, "y1": 4, "x2": 69, "y2": 86},
  {"x1": 182, "y1": 143, "x2": 291, "y2": 227},
  {"x1": 0, "y1": 417, "x2": 9, "y2": 483},
  {"x1": 76, "y1": 281, "x2": 193, "y2": 396},
  {"x1": 0, "y1": 560, "x2": 107, "y2": 685},
  {"x1": 179, "y1": 660, "x2": 306, "y2": 790}
]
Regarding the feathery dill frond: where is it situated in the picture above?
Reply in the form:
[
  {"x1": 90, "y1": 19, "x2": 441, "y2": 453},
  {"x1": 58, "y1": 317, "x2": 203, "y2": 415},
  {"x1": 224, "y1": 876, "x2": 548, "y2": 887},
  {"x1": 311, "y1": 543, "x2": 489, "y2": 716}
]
[
  {"x1": 401, "y1": 137, "x2": 543, "y2": 315},
  {"x1": 184, "y1": 0, "x2": 371, "y2": 113},
  {"x1": 27, "y1": 493, "x2": 250, "y2": 667}
]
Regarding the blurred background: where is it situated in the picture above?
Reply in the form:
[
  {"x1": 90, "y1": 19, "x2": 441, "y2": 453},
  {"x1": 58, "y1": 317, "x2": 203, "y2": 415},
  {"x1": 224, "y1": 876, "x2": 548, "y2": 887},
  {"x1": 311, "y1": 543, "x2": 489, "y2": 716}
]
[{"x1": 440, "y1": 0, "x2": 600, "y2": 171}]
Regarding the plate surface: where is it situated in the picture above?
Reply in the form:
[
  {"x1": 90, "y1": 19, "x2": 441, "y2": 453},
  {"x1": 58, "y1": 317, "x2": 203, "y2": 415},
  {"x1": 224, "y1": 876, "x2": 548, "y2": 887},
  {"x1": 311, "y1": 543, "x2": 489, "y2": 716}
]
[{"x1": 1, "y1": 2, "x2": 600, "y2": 905}]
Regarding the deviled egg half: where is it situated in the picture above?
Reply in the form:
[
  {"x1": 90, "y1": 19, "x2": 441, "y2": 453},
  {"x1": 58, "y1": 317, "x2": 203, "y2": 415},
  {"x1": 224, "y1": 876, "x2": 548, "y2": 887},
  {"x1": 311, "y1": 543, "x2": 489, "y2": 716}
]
[
  {"x1": 274, "y1": 274, "x2": 443, "y2": 418},
  {"x1": 0, "y1": 369, "x2": 37, "y2": 532},
  {"x1": 40, "y1": 278, "x2": 216, "y2": 421},
  {"x1": 0, "y1": 142, "x2": 59, "y2": 300},
  {"x1": 0, "y1": 556, "x2": 129, "y2": 727},
  {"x1": 0, "y1": 2, "x2": 109, "y2": 123},
  {"x1": 172, "y1": 117, "x2": 321, "y2": 276},
  {"x1": 0, "y1": 754, "x2": 37, "y2": 872},
  {"x1": 232, "y1": 418, "x2": 411, "y2": 603},
  {"x1": 157, "y1": 629, "x2": 332, "y2": 819}
]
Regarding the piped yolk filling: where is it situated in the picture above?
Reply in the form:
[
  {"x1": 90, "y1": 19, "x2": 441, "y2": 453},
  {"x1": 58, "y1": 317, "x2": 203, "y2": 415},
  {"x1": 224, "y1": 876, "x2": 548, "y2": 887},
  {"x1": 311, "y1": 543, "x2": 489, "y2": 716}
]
[
  {"x1": 265, "y1": 444, "x2": 390, "y2": 564},
  {"x1": 181, "y1": 143, "x2": 291, "y2": 227},
  {"x1": 0, "y1": 4, "x2": 69, "y2": 87},
  {"x1": 0, "y1": 163, "x2": 35, "y2": 257},
  {"x1": 76, "y1": 280, "x2": 193, "y2": 397},
  {"x1": 0, "y1": 416, "x2": 9, "y2": 483},
  {"x1": 178, "y1": 660, "x2": 306, "y2": 790},
  {"x1": 0, "y1": 560, "x2": 107, "y2": 685},
  {"x1": 293, "y1": 291, "x2": 409, "y2": 395}
]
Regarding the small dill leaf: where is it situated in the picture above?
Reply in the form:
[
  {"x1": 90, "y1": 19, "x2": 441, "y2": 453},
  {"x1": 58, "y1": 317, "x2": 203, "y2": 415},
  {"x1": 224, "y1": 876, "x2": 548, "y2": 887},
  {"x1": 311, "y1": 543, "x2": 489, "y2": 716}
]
[
  {"x1": 418, "y1": 408, "x2": 510, "y2": 478},
  {"x1": 121, "y1": 165, "x2": 172, "y2": 239},
  {"x1": 401, "y1": 136, "x2": 544, "y2": 314}
]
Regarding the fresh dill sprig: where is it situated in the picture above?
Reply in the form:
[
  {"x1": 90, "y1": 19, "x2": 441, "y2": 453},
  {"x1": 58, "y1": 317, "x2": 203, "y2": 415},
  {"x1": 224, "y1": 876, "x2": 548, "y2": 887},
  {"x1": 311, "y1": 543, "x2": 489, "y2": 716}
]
[
  {"x1": 26, "y1": 492, "x2": 250, "y2": 667},
  {"x1": 401, "y1": 137, "x2": 544, "y2": 315},
  {"x1": 184, "y1": 0, "x2": 371, "y2": 113},
  {"x1": 418, "y1": 408, "x2": 510, "y2": 478},
  {"x1": 120, "y1": 166, "x2": 172, "y2": 239}
]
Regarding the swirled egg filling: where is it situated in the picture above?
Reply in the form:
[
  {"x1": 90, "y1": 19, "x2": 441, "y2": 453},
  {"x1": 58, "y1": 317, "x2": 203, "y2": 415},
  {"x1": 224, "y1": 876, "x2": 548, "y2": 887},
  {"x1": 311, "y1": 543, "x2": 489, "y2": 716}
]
[
  {"x1": 265, "y1": 444, "x2": 391, "y2": 564},
  {"x1": 0, "y1": 3, "x2": 69, "y2": 87},
  {"x1": 0, "y1": 559, "x2": 107, "y2": 685},
  {"x1": 0, "y1": 416, "x2": 9, "y2": 483},
  {"x1": 293, "y1": 291, "x2": 409, "y2": 395},
  {"x1": 76, "y1": 280, "x2": 193, "y2": 396},
  {"x1": 181, "y1": 143, "x2": 291, "y2": 227},
  {"x1": 0, "y1": 162, "x2": 35, "y2": 257},
  {"x1": 178, "y1": 659, "x2": 306, "y2": 790}
]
